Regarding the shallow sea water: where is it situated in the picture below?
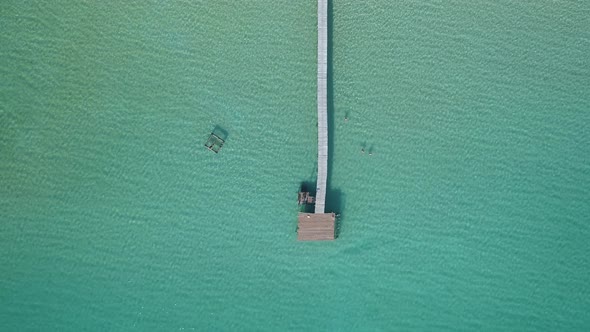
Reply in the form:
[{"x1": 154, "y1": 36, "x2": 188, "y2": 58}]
[{"x1": 1, "y1": 1, "x2": 589, "y2": 331}]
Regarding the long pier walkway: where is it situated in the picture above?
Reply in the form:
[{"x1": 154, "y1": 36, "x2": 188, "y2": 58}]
[{"x1": 315, "y1": 0, "x2": 328, "y2": 214}]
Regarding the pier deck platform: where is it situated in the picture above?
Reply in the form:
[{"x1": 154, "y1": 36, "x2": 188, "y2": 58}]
[{"x1": 297, "y1": 213, "x2": 335, "y2": 241}]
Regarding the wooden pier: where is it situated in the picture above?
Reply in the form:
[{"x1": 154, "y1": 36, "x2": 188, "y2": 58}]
[
  {"x1": 295, "y1": 0, "x2": 334, "y2": 241},
  {"x1": 315, "y1": 0, "x2": 328, "y2": 214}
]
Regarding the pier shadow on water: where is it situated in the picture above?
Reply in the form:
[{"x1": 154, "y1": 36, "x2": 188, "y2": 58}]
[
  {"x1": 326, "y1": 188, "x2": 345, "y2": 238},
  {"x1": 325, "y1": 0, "x2": 345, "y2": 238},
  {"x1": 212, "y1": 125, "x2": 229, "y2": 141},
  {"x1": 327, "y1": 0, "x2": 335, "y2": 183}
]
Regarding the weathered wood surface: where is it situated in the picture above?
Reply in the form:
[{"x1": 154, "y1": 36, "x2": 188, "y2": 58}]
[{"x1": 297, "y1": 213, "x2": 335, "y2": 241}]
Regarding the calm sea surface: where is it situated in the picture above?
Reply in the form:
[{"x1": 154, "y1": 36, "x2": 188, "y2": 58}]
[{"x1": 1, "y1": 1, "x2": 589, "y2": 331}]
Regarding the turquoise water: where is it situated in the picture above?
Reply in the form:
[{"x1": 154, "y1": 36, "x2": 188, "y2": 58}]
[{"x1": 1, "y1": 0, "x2": 589, "y2": 330}]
